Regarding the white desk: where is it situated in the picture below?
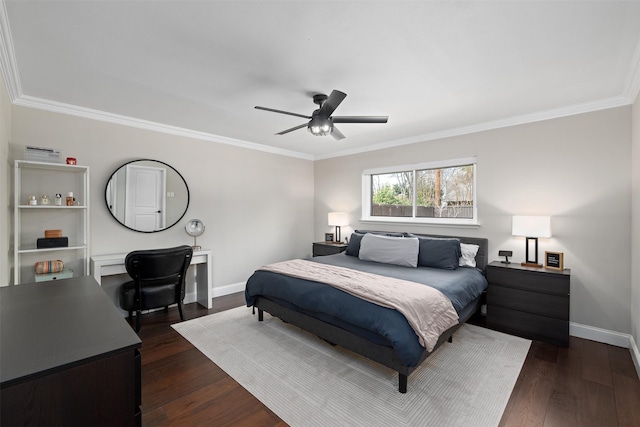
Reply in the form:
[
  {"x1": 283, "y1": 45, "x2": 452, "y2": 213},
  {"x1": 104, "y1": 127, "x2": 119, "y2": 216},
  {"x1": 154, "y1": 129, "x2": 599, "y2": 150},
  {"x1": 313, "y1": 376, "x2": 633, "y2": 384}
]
[{"x1": 91, "y1": 249, "x2": 212, "y2": 309}]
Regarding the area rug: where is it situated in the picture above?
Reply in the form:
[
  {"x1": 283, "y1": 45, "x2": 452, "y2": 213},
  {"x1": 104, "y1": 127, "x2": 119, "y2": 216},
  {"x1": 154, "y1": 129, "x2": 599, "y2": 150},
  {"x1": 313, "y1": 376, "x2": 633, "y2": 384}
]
[{"x1": 173, "y1": 307, "x2": 530, "y2": 427}]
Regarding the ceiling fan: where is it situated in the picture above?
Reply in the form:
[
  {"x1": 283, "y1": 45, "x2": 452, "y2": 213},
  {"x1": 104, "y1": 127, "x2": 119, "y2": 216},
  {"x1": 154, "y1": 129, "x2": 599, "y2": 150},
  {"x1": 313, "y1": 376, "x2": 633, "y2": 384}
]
[{"x1": 255, "y1": 90, "x2": 388, "y2": 140}]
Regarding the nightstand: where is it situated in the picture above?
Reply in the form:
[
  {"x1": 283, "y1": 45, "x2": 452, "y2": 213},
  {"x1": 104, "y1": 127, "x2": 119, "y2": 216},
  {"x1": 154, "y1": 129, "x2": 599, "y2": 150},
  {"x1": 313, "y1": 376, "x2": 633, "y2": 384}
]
[
  {"x1": 312, "y1": 241, "x2": 348, "y2": 257},
  {"x1": 485, "y1": 261, "x2": 570, "y2": 347}
]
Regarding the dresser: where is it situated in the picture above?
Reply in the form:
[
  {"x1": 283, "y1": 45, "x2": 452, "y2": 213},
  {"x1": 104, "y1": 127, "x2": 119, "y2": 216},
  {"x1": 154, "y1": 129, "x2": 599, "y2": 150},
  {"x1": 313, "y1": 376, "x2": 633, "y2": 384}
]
[
  {"x1": 1, "y1": 277, "x2": 142, "y2": 426},
  {"x1": 486, "y1": 261, "x2": 570, "y2": 347}
]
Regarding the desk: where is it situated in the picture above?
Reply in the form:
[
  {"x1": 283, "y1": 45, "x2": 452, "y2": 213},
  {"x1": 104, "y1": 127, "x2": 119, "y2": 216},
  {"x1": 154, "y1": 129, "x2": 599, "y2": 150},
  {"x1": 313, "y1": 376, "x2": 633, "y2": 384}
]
[
  {"x1": 0, "y1": 277, "x2": 141, "y2": 426},
  {"x1": 91, "y1": 249, "x2": 212, "y2": 309}
]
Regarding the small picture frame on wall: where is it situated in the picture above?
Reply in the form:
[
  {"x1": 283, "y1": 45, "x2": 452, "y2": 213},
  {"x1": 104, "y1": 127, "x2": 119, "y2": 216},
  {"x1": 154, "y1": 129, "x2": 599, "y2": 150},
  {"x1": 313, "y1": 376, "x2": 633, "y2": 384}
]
[
  {"x1": 545, "y1": 251, "x2": 564, "y2": 271},
  {"x1": 325, "y1": 233, "x2": 334, "y2": 242}
]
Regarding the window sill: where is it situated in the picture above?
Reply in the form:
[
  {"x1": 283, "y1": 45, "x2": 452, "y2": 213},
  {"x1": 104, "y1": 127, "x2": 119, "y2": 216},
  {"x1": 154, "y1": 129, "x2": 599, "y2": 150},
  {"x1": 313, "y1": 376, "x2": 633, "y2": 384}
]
[{"x1": 359, "y1": 217, "x2": 480, "y2": 229}]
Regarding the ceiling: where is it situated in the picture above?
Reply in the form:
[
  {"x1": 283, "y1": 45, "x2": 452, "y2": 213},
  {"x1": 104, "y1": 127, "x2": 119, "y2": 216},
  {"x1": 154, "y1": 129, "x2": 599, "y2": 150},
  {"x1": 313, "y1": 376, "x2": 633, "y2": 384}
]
[{"x1": 2, "y1": 1, "x2": 640, "y2": 160}]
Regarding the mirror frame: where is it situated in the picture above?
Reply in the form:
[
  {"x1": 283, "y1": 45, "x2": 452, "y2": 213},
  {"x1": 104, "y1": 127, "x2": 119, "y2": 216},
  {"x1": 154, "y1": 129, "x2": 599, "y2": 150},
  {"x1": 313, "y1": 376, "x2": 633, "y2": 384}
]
[{"x1": 105, "y1": 159, "x2": 190, "y2": 233}]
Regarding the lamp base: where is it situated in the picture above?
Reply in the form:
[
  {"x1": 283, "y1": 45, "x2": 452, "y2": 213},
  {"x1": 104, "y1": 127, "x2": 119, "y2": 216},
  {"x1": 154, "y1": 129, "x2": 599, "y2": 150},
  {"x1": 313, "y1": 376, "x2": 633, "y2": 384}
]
[{"x1": 521, "y1": 262, "x2": 542, "y2": 268}]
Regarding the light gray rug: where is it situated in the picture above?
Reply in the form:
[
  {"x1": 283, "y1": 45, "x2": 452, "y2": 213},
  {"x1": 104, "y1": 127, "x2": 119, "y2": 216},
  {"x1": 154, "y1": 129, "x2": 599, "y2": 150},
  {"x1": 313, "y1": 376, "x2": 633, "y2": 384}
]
[{"x1": 173, "y1": 307, "x2": 530, "y2": 427}]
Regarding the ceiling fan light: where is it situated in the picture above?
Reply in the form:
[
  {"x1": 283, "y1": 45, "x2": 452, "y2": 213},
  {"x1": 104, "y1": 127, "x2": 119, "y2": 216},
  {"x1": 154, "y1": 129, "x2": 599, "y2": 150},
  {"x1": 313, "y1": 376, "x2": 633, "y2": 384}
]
[{"x1": 308, "y1": 116, "x2": 332, "y2": 136}]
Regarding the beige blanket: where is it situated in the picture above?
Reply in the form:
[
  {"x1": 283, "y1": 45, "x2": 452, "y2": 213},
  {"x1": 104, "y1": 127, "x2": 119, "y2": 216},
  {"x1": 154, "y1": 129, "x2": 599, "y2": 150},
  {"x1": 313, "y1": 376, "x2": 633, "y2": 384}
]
[{"x1": 259, "y1": 259, "x2": 459, "y2": 352}]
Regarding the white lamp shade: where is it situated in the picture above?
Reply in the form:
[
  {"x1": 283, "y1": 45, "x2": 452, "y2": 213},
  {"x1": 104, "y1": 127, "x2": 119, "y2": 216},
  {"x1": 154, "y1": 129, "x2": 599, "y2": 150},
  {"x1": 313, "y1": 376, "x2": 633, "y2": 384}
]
[
  {"x1": 512, "y1": 216, "x2": 551, "y2": 238},
  {"x1": 328, "y1": 212, "x2": 348, "y2": 226}
]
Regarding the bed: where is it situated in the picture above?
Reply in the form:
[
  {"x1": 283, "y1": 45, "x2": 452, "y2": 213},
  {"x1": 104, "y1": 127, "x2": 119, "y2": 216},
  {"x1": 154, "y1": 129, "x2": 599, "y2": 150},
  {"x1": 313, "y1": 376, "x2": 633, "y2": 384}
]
[{"x1": 245, "y1": 230, "x2": 489, "y2": 393}]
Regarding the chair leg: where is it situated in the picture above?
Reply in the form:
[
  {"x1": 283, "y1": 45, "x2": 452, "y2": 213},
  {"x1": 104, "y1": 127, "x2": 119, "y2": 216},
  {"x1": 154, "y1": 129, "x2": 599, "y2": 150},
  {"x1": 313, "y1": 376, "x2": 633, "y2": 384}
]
[
  {"x1": 135, "y1": 309, "x2": 141, "y2": 332},
  {"x1": 177, "y1": 301, "x2": 184, "y2": 321}
]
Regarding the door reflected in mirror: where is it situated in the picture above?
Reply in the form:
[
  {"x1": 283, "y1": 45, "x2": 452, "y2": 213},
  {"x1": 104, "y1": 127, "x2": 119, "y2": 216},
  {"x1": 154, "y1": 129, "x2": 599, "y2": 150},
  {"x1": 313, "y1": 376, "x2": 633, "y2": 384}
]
[{"x1": 105, "y1": 159, "x2": 190, "y2": 233}]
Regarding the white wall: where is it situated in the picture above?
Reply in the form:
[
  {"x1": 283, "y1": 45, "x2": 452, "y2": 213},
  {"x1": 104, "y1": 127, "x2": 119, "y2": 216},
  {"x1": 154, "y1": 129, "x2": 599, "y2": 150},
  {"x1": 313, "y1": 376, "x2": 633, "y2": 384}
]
[
  {"x1": 315, "y1": 107, "x2": 632, "y2": 340},
  {"x1": 8, "y1": 105, "x2": 315, "y2": 295},
  {"x1": 631, "y1": 90, "x2": 640, "y2": 373}
]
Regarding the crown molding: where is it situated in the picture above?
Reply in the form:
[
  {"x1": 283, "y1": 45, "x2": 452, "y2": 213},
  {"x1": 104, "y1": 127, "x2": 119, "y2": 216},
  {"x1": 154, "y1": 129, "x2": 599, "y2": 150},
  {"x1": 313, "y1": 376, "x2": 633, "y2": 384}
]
[
  {"x1": 0, "y1": 0, "x2": 21, "y2": 101},
  {"x1": 13, "y1": 95, "x2": 314, "y2": 161},
  {"x1": 315, "y1": 95, "x2": 632, "y2": 160},
  {"x1": 624, "y1": 35, "x2": 640, "y2": 104}
]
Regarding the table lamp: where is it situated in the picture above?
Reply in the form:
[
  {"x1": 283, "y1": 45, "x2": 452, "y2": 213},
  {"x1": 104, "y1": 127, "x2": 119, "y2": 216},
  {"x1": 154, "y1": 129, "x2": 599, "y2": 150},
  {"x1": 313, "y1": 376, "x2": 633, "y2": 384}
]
[
  {"x1": 328, "y1": 212, "x2": 348, "y2": 243},
  {"x1": 512, "y1": 215, "x2": 551, "y2": 268}
]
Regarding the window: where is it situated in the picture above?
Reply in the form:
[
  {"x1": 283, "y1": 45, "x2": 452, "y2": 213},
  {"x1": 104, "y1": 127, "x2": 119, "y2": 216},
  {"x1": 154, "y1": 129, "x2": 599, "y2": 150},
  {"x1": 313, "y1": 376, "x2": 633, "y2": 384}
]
[{"x1": 362, "y1": 157, "x2": 477, "y2": 225}]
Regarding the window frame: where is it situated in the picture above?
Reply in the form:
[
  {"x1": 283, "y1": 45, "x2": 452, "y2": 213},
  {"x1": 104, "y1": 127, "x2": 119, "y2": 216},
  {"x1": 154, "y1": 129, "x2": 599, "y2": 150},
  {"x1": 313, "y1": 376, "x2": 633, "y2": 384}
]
[{"x1": 361, "y1": 156, "x2": 478, "y2": 226}]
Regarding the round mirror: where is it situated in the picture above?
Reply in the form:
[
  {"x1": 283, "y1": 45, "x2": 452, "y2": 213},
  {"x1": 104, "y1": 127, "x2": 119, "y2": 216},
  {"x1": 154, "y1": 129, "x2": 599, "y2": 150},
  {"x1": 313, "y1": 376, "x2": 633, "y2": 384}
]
[{"x1": 105, "y1": 159, "x2": 190, "y2": 233}]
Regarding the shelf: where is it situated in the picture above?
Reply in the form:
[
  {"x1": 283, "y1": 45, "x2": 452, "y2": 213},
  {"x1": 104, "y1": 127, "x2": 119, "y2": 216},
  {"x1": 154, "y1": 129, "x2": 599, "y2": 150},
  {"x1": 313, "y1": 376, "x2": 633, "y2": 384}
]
[
  {"x1": 14, "y1": 159, "x2": 90, "y2": 284},
  {"x1": 15, "y1": 160, "x2": 89, "y2": 172},
  {"x1": 17, "y1": 205, "x2": 87, "y2": 209},
  {"x1": 18, "y1": 245, "x2": 88, "y2": 254}
]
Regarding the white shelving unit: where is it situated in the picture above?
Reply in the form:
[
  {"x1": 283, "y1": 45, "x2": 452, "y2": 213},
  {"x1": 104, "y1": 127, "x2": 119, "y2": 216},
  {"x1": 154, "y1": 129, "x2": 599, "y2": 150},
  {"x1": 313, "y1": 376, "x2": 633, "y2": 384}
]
[{"x1": 14, "y1": 160, "x2": 90, "y2": 284}]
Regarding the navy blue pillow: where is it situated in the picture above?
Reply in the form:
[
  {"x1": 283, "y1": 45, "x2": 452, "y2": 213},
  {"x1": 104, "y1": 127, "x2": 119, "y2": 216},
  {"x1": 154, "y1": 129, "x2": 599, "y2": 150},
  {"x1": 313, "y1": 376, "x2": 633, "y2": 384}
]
[
  {"x1": 416, "y1": 237, "x2": 461, "y2": 270},
  {"x1": 345, "y1": 232, "x2": 365, "y2": 257}
]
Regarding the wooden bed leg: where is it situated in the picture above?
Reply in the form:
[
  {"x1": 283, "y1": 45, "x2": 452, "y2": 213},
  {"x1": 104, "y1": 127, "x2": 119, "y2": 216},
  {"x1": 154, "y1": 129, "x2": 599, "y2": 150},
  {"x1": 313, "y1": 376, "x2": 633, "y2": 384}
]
[
  {"x1": 399, "y1": 373, "x2": 407, "y2": 393},
  {"x1": 258, "y1": 309, "x2": 263, "y2": 321},
  {"x1": 448, "y1": 335, "x2": 453, "y2": 343}
]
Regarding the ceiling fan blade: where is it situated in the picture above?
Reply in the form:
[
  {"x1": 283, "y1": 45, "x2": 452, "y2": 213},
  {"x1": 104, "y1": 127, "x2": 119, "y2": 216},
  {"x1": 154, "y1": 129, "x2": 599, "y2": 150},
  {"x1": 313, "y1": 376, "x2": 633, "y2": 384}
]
[
  {"x1": 331, "y1": 126, "x2": 345, "y2": 141},
  {"x1": 276, "y1": 123, "x2": 308, "y2": 135},
  {"x1": 255, "y1": 106, "x2": 311, "y2": 120},
  {"x1": 332, "y1": 116, "x2": 388, "y2": 124},
  {"x1": 318, "y1": 90, "x2": 347, "y2": 117}
]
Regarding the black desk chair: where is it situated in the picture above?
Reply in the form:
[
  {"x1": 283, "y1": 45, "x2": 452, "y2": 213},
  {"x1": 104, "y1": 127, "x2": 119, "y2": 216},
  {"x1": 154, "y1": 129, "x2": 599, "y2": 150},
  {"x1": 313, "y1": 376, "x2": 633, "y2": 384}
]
[{"x1": 119, "y1": 245, "x2": 193, "y2": 332}]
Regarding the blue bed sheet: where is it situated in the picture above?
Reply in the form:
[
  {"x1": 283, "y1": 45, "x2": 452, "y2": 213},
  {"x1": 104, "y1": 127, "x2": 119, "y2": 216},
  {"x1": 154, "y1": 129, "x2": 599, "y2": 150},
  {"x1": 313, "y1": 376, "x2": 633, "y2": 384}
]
[{"x1": 245, "y1": 253, "x2": 487, "y2": 366}]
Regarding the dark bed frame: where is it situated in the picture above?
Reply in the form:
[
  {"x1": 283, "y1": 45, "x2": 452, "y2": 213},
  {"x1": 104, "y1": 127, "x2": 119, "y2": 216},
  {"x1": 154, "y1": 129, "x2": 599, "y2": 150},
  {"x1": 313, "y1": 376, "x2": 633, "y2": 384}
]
[{"x1": 252, "y1": 232, "x2": 489, "y2": 393}]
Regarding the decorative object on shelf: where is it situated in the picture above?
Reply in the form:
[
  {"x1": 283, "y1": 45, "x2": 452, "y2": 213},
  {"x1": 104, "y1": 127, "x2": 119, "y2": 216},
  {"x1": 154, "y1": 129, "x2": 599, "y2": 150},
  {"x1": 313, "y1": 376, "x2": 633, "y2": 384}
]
[
  {"x1": 498, "y1": 250, "x2": 512, "y2": 264},
  {"x1": 66, "y1": 157, "x2": 77, "y2": 165},
  {"x1": 512, "y1": 215, "x2": 551, "y2": 268},
  {"x1": 545, "y1": 251, "x2": 564, "y2": 271},
  {"x1": 185, "y1": 219, "x2": 205, "y2": 250},
  {"x1": 34, "y1": 259, "x2": 65, "y2": 274},
  {"x1": 324, "y1": 233, "x2": 334, "y2": 242},
  {"x1": 28, "y1": 195, "x2": 37, "y2": 205},
  {"x1": 328, "y1": 212, "x2": 348, "y2": 242},
  {"x1": 66, "y1": 192, "x2": 75, "y2": 206},
  {"x1": 40, "y1": 194, "x2": 49, "y2": 205},
  {"x1": 54, "y1": 193, "x2": 62, "y2": 206},
  {"x1": 37, "y1": 237, "x2": 69, "y2": 249},
  {"x1": 44, "y1": 229, "x2": 62, "y2": 238}
]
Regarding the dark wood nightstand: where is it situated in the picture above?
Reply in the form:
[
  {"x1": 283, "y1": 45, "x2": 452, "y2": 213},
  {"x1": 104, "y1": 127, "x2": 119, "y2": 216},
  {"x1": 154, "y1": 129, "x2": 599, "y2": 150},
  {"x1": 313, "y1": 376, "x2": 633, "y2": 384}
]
[
  {"x1": 312, "y1": 241, "x2": 348, "y2": 257},
  {"x1": 485, "y1": 261, "x2": 570, "y2": 347}
]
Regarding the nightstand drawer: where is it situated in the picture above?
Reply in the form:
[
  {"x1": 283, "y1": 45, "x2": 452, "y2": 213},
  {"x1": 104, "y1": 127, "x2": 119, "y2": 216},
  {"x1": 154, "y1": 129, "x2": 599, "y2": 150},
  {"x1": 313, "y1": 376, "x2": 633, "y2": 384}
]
[
  {"x1": 486, "y1": 267, "x2": 569, "y2": 296},
  {"x1": 487, "y1": 305, "x2": 569, "y2": 347},
  {"x1": 487, "y1": 285, "x2": 569, "y2": 320},
  {"x1": 312, "y1": 242, "x2": 347, "y2": 257}
]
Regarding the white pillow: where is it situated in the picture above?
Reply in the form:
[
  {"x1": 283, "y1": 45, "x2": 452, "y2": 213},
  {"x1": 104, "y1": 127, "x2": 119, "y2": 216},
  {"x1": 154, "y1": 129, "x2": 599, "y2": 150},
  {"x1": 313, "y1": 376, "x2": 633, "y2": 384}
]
[
  {"x1": 459, "y1": 243, "x2": 479, "y2": 267},
  {"x1": 358, "y1": 234, "x2": 419, "y2": 268}
]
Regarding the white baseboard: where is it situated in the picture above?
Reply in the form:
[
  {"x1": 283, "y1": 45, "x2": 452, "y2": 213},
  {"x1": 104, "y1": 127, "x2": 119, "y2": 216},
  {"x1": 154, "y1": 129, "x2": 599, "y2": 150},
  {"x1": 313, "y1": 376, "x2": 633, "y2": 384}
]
[
  {"x1": 630, "y1": 335, "x2": 640, "y2": 380},
  {"x1": 570, "y1": 322, "x2": 631, "y2": 348},
  {"x1": 212, "y1": 281, "x2": 246, "y2": 298}
]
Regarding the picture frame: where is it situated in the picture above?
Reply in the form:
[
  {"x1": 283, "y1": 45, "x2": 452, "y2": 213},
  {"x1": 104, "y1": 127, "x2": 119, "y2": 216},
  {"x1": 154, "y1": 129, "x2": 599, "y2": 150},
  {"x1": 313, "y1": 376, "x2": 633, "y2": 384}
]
[
  {"x1": 324, "y1": 233, "x2": 334, "y2": 242},
  {"x1": 545, "y1": 251, "x2": 564, "y2": 271}
]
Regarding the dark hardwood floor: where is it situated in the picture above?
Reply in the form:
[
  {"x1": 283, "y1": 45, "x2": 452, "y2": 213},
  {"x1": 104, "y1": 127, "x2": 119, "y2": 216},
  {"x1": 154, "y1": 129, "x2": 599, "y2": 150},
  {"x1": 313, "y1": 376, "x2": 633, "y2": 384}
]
[{"x1": 136, "y1": 293, "x2": 640, "y2": 426}]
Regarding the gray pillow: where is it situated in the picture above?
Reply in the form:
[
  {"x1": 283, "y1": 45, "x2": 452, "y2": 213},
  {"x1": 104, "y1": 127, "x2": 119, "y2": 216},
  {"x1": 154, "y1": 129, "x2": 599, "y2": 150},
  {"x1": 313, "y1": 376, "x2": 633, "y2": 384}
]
[
  {"x1": 358, "y1": 234, "x2": 419, "y2": 268},
  {"x1": 346, "y1": 231, "x2": 405, "y2": 257},
  {"x1": 416, "y1": 237, "x2": 461, "y2": 270}
]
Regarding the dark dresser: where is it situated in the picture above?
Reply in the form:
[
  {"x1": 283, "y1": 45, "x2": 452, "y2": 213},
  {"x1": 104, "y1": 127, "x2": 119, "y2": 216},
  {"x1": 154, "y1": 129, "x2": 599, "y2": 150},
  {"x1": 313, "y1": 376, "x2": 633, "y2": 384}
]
[
  {"x1": 1, "y1": 276, "x2": 142, "y2": 426},
  {"x1": 486, "y1": 261, "x2": 570, "y2": 347}
]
